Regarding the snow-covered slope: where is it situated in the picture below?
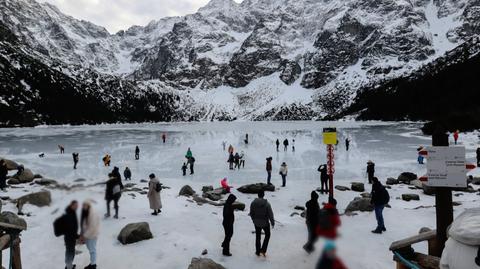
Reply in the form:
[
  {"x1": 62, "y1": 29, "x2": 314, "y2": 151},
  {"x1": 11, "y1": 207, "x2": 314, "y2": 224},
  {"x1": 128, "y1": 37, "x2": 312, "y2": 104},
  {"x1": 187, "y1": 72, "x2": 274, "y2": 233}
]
[{"x1": 0, "y1": 0, "x2": 479, "y2": 125}]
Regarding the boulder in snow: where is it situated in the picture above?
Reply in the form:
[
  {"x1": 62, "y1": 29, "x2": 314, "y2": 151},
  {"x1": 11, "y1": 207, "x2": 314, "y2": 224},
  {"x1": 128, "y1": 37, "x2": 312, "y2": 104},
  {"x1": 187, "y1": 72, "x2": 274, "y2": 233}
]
[
  {"x1": 231, "y1": 202, "x2": 245, "y2": 211},
  {"x1": 187, "y1": 258, "x2": 226, "y2": 269},
  {"x1": 345, "y1": 197, "x2": 373, "y2": 213},
  {"x1": 398, "y1": 172, "x2": 417, "y2": 184},
  {"x1": 237, "y1": 183, "x2": 275, "y2": 194},
  {"x1": 386, "y1": 178, "x2": 399, "y2": 185},
  {"x1": 0, "y1": 158, "x2": 18, "y2": 170},
  {"x1": 202, "y1": 188, "x2": 226, "y2": 201},
  {"x1": 34, "y1": 178, "x2": 58, "y2": 186},
  {"x1": 179, "y1": 185, "x2": 196, "y2": 196},
  {"x1": 202, "y1": 186, "x2": 214, "y2": 193},
  {"x1": 10, "y1": 168, "x2": 34, "y2": 184},
  {"x1": 334, "y1": 185, "x2": 350, "y2": 191},
  {"x1": 117, "y1": 222, "x2": 153, "y2": 245},
  {"x1": 351, "y1": 182, "x2": 365, "y2": 192},
  {"x1": 402, "y1": 194, "x2": 420, "y2": 201},
  {"x1": 16, "y1": 191, "x2": 52, "y2": 209},
  {"x1": 0, "y1": 211, "x2": 27, "y2": 230}
]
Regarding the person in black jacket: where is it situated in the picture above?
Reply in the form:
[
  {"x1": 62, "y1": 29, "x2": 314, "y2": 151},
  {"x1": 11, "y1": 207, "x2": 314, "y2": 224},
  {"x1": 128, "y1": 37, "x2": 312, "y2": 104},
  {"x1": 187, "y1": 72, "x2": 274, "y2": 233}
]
[
  {"x1": 476, "y1": 147, "x2": 480, "y2": 166},
  {"x1": 318, "y1": 164, "x2": 329, "y2": 194},
  {"x1": 64, "y1": 200, "x2": 79, "y2": 269},
  {"x1": 370, "y1": 177, "x2": 389, "y2": 234},
  {"x1": 72, "y1": 153, "x2": 79, "y2": 170},
  {"x1": 135, "y1": 146, "x2": 140, "y2": 160},
  {"x1": 222, "y1": 194, "x2": 237, "y2": 256},
  {"x1": 228, "y1": 153, "x2": 235, "y2": 170},
  {"x1": 0, "y1": 160, "x2": 8, "y2": 190},
  {"x1": 303, "y1": 191, "x2": 320, "y2": 253},
  {"x1": 105, "y1": 173, "x2": 124, "y2": 219},
  {"x1": 123, "y1": 167, "x2": 132, "y2": 181},
  {"x1": 111, "y1": 167, "x2": 122, "y2": 181},
  {"x1": 275, "y1": 139, "x2": 280, "y2": 152}
]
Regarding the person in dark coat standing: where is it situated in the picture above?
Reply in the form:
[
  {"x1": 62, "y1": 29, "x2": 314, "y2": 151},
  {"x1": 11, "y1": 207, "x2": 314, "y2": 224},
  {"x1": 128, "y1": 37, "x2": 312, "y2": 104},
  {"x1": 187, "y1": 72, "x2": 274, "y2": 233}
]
[
  {"x1": 234, "y1": 153, "x2": 241, "y2": 169},
  {"x1": 135, "y1": 146, "x2": 140, "y2": 160},
  {"x1": 370, "y1": 177, "x2": 389, "y2": 234},
  {"x1": 64, "y1": 200, "x2": 79, "y2": 269},
  {"x1": 366, "y1": 160, "x2": 375, "y2": 184},
  {"x1": 123, "y1": 167, "x2": 132, "y2": 181},
  {"x1": 105, "y1": 173, "x2": 123, "y2": 219},
  {"x1": 318, "y1": 164, "x2": 329, "y2": 194},
  {"x1": 266, "y1": 157, "x2": 273, "y2": 185},
  {"x1": 0, "y1": 160, "x2": 8, "y2": 190},
  {"x1": 162, "y1": 133, "x2": 166, "y2": 143},
  {"x1": 249, "y1": 190, "x2": 275, "y2": 257},
  {"x1": 345, "y1": 138, "x2": 350, "y2": 151},
  {"x1": 283, "y1": 139, "x2": 289, "y2": 151},
  {"x1": 181, "y1": 163, "x2": 187, "y2": 176},
  {"x1": 72, "y1": 153, "x2": 79, "y2": 170},
  {"x1": 227, "y1": 153, "x2": 235, "y2": 170},
  {"x1": 188, "y1": 156, "x2": 195, "y2": 175},
  {"x1": 476, "y1": 147, "x2": 480, "y2": 166},
  {"x1": 222, "y1": 194, "x2": 237, "y2": 256},
  {"x1": 111, "y1": 167, "x2": 122, "y2": 182},
  {"x1": 275, "y1": 139, "x2": 280, "y2": 152},
  {"x1": 245, "y1": 134, "x2": 249, "y2": 145},
  {"x1": 303, "y1": 191, "x2": 320, "y2": 253}
]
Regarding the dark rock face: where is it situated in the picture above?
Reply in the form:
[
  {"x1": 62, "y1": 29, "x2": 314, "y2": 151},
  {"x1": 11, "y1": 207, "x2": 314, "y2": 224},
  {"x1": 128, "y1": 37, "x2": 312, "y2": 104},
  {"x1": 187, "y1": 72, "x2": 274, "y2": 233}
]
[
  {"x1": 345, "y1": 197, "x2": 374, "y2": 213},
  {"x1": 179, "y1": 185, "x2": 196, "y2": 196},
  {"x1": 0, "y1": 212, "x2": 27, "y2": 230},
  {"x1": 398, "y1": 172, "x2": 418, "y2": 184},
  {"x1": 402, "y1": 194, "x2": 420, "y2": 201},
  {"x1": 351, "y1": 182, "x2": 365, "y2": 192},
  {"x1": 117, "y1": 222, "x2": 153, "y2": 245}
]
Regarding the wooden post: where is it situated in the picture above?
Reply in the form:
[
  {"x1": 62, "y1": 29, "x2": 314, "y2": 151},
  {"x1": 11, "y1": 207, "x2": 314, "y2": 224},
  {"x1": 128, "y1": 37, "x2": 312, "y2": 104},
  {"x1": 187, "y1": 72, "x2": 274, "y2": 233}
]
[
  {"x1": 12, "y1": 238, "x2": 22, "y2": 269},
  {"x1": 431, "y1": 126, "x2": 453, "y2": 257}
]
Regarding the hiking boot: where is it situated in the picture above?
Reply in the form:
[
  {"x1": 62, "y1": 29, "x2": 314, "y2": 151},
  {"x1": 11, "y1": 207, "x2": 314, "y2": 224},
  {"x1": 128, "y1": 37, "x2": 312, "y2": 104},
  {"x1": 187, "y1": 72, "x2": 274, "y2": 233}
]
[
  {"x1": 371, "y1": 229, "x2": 382, "y2": 234},
  {"x1": 382, "y1": 227, "x2": 387, "y2": 232},
  {"x1": 223, "y1": 252, "x2": 232, "y2": 257},
  {"x1": 113, "y1": 214, "x2": 118, "y2": 219}
]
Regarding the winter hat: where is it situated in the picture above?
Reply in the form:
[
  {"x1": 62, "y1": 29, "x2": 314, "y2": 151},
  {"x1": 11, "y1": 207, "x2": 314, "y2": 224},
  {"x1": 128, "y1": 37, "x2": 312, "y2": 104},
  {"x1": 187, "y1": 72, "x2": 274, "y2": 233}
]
[
  {"x1": 149, "y1": 173, "x2": 155, "y2": 179},
  {"x1": 311, "y1": 191, "x2": 319, "y2": 200},
  {"x1": 323, "y1": 240, "x2": 336, "y2": 252}
]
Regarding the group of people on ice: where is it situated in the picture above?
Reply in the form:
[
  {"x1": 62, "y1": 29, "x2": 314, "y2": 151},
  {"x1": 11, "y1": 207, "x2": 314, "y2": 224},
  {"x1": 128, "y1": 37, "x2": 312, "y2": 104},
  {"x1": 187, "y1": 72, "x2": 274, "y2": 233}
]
[
  {"x1": 275, "y1": 138, "x2": 295, "y2": 152},
  {"x1": 226, "y1": 144, "x2": 245, "y2": 170}
]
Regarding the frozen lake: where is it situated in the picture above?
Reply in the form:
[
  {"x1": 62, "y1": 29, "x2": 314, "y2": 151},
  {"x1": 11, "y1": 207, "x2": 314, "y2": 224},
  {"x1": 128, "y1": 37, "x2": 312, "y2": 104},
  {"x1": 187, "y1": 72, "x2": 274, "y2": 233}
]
[{"x1": 0, "y1": 121, "x2": 479, "y2": 269}]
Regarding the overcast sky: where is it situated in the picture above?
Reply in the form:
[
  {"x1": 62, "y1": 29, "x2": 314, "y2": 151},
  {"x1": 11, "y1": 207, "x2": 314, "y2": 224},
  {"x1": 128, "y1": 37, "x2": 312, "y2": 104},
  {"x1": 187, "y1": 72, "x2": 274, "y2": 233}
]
[{"x1": 41, "y1": 0, "x2": 242, "y2": 33}]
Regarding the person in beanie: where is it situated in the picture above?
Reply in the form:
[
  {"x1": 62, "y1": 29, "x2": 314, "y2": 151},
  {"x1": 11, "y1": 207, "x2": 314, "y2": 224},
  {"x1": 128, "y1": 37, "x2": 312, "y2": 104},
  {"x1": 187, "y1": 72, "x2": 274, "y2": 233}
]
[
  {"x1": 266, "y1": 157, "x2": 273, "y2": 185},
  {"x1": 80, "y1": 200, "x2": 100, "y2": 269},
  {"x1": 249, "y1": 190, "x2": 275, "y2": 257},
  {"x1": 366, "y1": 160, "x2": 375, "y2": 184},
  {"x1": 316, "y1": 240, "x2": 348, "y2": 269},
  {"x1": 303, "y1": 191, "x2": 320, "y2": 253},
  {"x1": 222, "y1": 194, "x2": 237, "y2": 256},
  {"x1": 105, "y1": 173, "x2": 123, "y2": 219},
  {"x1": 371, "y1": 177, "x2": 389, "y2": 234},
  {"x1": 279, "y1": 162, "x2": 288, "y2": 187},
  {"x1": 64, "y1": 200, "x2": 79, "y2": 269},
  {"x1": 147, "y1": 173, "x2": 162, "y2": 215},
  {"x1": 316, "y1": 197, "x2": 341, "y2": 240},
  {"x1": 0, "y1": 160, "x2": 7, "y2": 190}
]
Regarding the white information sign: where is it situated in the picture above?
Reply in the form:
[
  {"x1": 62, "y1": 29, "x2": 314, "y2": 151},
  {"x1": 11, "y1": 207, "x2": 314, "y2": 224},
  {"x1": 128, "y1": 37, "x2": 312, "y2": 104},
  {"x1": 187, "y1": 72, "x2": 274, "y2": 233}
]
[{"x1": 426, "y1": 146, "x2": 466, "y2": 188}]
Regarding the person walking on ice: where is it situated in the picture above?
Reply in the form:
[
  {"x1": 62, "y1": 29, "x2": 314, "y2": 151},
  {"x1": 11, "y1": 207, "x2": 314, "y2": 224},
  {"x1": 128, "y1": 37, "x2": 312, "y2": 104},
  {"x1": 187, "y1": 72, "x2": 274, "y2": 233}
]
[
  {"x1": 303, "y1": 191, "x2": 320, "y2": 253},
  {"x1": 266, "y1": 157, "x2": 273, "y2": 185},
  {"x1": 58, "y1": 144, "x2": 65, "y2": 154},
  {"x1": 476, "y1": 147, "x2": 480, "y2": 166},
  {"x1": 162, "y1": 133, "x2": 166, "y2": 143},
  {"x1": 279, "y1": 162, "x2": 288, "y2": 187},
  {"x1": 123, "y1": 167, "x2": 132, "y2": 181},
  {"x1": 105, "y1": 173, "x2": 123, "y2": 219},
  {"x1": 222, "y1": 141, "x2": 227, "y2": 151},
  {"x1": 345, "y1": 138, "x2": 350, "y2": 151},
  {"x1": 186, "y1": 148, "x2": 193, "y2": 159},
  {"x1": 275, "y1": 139, "x2": 280, "y2": 152},
  {"x1": 188, "y1": 156, "x2": 195, "y2": 175},
  {"x1": 181, "y1": 163, "x2": 187, "y2": 176},
  {"x1": 283, "y1": 139, "x2": 289, "y2": 151},
  {"x1": 135, "y1": 146, "x2": 140, "y2": 160},
  {"x1": 370, "y1": 177, "x2": 389, "y2": 234},
  {"x1": 250, "y1": 190, "x2": 275, "y2": 257},
  {"x1": 228, "y1": 152, "x2": 235, "y2": 170},
  {"x1": 72, "y1": 153, "x2": 79, "y2": 170},
  {"x1": 80, "y1": 200, "x2": 100, "y2": 269},
  {"x1": 366, "y1": 160, "x2": 375, "y2": 184},
  {"x1": 54, "y1": 200, "x2": 79, "y2": 269},
  {"x1": 292, "y1": 139, "x2": 296, "y2": 152},
  {"x1": 147, "y1": 173, "x2": 162, "y2": 215},
  {"x1": 222, "y1": 194, "x2": 237, "y2": 256}
]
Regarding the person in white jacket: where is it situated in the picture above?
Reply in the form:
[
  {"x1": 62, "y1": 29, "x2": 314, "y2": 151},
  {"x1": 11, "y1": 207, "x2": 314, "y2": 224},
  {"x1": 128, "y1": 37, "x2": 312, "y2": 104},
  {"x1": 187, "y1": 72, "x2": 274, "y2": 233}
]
[
  {"x1": 279, "y1": 162, "x2": 288, "y2": 187},
  {"x1": 80, "y1": 200, "x2": 100, "y2": 269}
]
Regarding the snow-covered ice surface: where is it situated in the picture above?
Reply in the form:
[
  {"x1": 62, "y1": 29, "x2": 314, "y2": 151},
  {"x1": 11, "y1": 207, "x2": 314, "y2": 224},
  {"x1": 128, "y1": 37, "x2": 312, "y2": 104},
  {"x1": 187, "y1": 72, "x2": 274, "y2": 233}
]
[{"x1": 0, "y1": 121, "x2": 479, "y2": 269}]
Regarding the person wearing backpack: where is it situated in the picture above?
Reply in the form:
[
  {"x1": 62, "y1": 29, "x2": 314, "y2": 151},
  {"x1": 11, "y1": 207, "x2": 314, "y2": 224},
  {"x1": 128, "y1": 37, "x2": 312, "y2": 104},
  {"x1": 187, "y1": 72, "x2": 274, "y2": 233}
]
[
  {"x1": 105, "y1": 173, "x2": 123, "y2": 219},
  {"x1": 56, "y1": 200, "x2": 79, "y2": 269},
  {"x1": 249, "y1": 190, "x2": 275, "y2": 257},
  {"x1": 303, "y1": 191, "x2": 320, "y2": 254},
  {"x1": 371, "y1": 177, "x2": 389, "y2": 234},
  {"x1": 316, "y1": 197, "x2": 341, "y2": 240},
  {"x1": 80, "y1": 200, "x2": 100, "y2": 269},
  {"x1": 147, "y1": 173, "x2": 162, "y2": 215}
]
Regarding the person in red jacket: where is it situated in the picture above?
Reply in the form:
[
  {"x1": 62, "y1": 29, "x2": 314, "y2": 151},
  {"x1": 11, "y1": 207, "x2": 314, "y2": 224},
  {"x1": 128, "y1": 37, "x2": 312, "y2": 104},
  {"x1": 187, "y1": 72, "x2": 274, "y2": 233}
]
[
  {"x1": 316, "y1": 197, "x2": 341, "y2": 240},
  {"x1": 316, "y1": 240, "x2": 348, "y2": 269},
  {"x1": 221, "y1": 178, "x2": 232, "y2": 193},
  {"x1": 453, "y1": 130, "x2": 459, "y2": 144}
]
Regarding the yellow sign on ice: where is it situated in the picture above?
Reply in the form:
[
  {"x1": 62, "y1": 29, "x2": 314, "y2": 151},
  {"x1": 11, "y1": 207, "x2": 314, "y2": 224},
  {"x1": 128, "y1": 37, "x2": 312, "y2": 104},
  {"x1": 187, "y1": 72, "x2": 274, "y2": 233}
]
[{"x1": 323, "y1": 128, "x2": 337, "y2": 145}]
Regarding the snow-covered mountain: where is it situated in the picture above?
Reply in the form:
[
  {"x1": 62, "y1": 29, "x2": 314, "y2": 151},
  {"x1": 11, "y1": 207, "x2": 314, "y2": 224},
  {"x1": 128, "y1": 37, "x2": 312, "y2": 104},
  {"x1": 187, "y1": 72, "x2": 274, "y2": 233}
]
[{"x1": 0, "y1": 0, "x2": 479, "y2": 126}]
